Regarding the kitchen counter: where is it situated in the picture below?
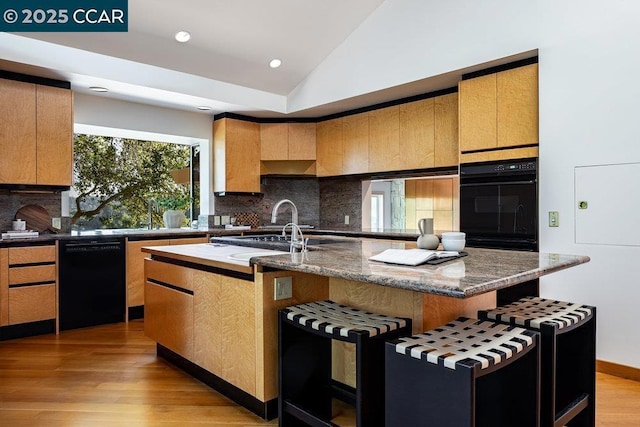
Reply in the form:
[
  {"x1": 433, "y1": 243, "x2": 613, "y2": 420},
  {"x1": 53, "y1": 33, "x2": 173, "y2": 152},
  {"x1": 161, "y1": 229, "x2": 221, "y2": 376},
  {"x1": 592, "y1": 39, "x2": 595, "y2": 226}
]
[{"x1": 150, "y1": 237, "x2": 590, "y2": 299}]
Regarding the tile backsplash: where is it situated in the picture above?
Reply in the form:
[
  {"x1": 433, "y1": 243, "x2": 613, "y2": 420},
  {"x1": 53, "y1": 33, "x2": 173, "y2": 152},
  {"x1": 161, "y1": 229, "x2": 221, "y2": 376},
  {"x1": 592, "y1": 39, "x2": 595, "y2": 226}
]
[
  {"x1": 212, "y1": 176, "x2": 363, "y2": 231},
  {"x1": 0, "y1": 192, "x2": 62, "y2": 233}
]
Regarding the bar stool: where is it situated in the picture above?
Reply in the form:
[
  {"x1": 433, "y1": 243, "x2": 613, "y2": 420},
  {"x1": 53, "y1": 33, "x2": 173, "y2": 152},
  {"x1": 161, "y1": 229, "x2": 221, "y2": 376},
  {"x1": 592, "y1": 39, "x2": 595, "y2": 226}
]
[
  {"x1": 479, "y1": 296, "x2": 596, "y2": 427},
  {"x1": 386, "y1": 317, "x2": 540, "y2": 427},
  {"x1": 278, "y1": 300, "x2": 412, "y2": 426}
]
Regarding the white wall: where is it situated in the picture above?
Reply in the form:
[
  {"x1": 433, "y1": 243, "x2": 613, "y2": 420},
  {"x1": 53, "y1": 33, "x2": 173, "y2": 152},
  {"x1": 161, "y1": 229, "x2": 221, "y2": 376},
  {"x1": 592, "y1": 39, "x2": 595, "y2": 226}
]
[
  {"x1": 73, "y1": 93, "x2": 215, "y2": 215},
  {"x1": 289, "y1": 0, "x2": 640, "y2": 368}
]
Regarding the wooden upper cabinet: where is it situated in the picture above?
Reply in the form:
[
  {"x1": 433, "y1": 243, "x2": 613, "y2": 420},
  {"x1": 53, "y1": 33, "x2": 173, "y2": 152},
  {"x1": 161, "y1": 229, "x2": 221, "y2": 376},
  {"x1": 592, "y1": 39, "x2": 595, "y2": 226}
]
[
  {"x1": 213, "y1": 118, "x2": 261, "y2": 193},
  {"x1": 399, "y1": 98, "x2": 435, "y2": 170},
  {"x1": 497, "y1": 63, "x2": 538, "y2": 148},
  {"x1": 368, "y1": 106, "x2": 400, "y2": 173},
  {"x1": 260, "y1": 123, "x2": 316, "y2": 161},
  {"x1": 36, "y1": 85, "x2": 73, "y2": 186},
  {"x1": 459, "y1": 73, "x2": 497, "y2": 152},
  {"x1": 260, "y1": 123, "x2": 288, "y2": 160},
  {"x1": 459, "y1": 63, "x2": 538, "y2": 154},
  {"x1": 288, "y1": 123, "x2": 316, "y2": 160},
  {"x1": 316, "y1": 118, "x2": 343, "y2": 177},
  {"x1": 0, "y1": 78, "x2": 73, "y2": 186},
  {"x1": 0, "y1": 79, "x2": 37, "y2": 184},
  {"x1": 342, "y1": 113, "x2": 369, "y2": 175},
  {"x1": 434, "y1": 92, "x2": 459, "y2": 167}
]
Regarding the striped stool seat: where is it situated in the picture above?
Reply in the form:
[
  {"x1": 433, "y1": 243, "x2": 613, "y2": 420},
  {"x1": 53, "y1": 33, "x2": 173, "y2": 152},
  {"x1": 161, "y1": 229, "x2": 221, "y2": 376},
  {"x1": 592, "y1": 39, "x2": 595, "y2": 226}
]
[
  {"x1": 278, "y1": 300, "x2": 412, "y2": 426},
  {"x1": 479, "y1": 297, "x2": 596, "y2": 427},
  {"x1": 281, "y1": 300, "x2": 408, "y2": 341},
  {"x1": 393, "y1": 317, "x2": 536, "y2": 371},
  {"x1": 385, "y1": 317, "x2": 541, "y2": 427},
  {"x1": 481, "y1": 296, "x2": 593, "y2": 331}
]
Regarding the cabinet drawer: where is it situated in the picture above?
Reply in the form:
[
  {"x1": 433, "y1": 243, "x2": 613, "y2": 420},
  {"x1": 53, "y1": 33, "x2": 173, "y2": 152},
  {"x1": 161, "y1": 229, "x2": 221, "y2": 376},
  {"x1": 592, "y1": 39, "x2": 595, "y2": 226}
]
[
  {"x1": 144, "y1": 281, "x2": 194, "y2": 359},
  {"x1": 8, "y1": 283, "x2": 56, "y2": 325},
  {"x1": 144, "y1": 258, "x2": 194, "y2": 292},
  {"x1": 9, "y1": 264, "x2": 56, "y2": 285},
  {"x1": 9, "y1": 245, "x2": 56, "y2": 264}
]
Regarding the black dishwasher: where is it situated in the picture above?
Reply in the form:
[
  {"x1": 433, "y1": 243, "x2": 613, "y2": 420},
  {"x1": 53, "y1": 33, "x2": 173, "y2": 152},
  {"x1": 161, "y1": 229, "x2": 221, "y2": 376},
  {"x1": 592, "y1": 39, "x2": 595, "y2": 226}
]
[{"x1": 59, "y1": 239, "x2": 126, "y2": 331}]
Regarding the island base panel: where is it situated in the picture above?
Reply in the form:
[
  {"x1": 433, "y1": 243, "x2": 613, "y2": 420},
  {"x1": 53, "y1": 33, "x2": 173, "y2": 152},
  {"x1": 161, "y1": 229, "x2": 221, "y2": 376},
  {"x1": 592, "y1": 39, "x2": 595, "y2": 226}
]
[{"x1": 157, "y1": 344, "x2": 278, "y2": 420}]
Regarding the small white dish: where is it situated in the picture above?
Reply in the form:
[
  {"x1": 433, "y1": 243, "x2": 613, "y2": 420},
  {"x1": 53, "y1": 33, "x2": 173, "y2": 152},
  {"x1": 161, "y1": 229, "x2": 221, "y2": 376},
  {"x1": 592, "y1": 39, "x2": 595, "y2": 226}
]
[
  {"x1": 441, "y1": 232, "x2": 466, "y2": 240},
  {"x1": 441, "y1": 239, "x2": 465, "y2": 252}
]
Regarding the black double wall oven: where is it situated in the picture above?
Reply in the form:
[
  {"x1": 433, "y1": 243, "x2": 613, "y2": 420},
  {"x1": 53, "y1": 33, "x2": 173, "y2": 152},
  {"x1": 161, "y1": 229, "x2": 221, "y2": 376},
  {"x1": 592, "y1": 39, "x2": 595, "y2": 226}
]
[{"x1": 460, "y1": 157, "x2": 539, "y2": 303}]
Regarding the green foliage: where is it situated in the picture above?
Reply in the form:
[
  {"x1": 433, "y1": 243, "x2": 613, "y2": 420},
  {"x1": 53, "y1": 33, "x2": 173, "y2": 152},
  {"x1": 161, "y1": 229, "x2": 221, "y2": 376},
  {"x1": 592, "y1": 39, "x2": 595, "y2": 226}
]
[
  {"x1": 157, "y1": 196, "x2": 191, "y2": 211},
  {"x1": 71, "y1": 134, "x2": 192, "y2": 228}
]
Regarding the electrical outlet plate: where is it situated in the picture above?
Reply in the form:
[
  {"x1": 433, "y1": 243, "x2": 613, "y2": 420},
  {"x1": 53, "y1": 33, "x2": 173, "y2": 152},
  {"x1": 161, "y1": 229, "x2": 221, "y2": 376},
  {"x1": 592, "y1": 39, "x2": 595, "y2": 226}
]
[
  {"x1": 52, "y1": 217, "x2": 61, "y2": 229},
  {"x1": 274, "y1": 276, "x2": 293, "y2": 300},
  {"x1": 344, "y1": 215, "x2": 349, "y2": 225},
  {"x1": 549, "y1": 211, "x2": 559, "y2": 227}
]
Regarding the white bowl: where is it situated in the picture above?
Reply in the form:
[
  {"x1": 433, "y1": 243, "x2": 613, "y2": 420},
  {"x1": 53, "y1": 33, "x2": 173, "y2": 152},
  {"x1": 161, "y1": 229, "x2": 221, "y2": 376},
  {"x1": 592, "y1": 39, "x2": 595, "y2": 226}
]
[
  {"x1": 441, "y1": 239, "x2": 465, "y2": 252},
  {"x1": 441, "y1": 232, "x2": 466, "y2": 240}
]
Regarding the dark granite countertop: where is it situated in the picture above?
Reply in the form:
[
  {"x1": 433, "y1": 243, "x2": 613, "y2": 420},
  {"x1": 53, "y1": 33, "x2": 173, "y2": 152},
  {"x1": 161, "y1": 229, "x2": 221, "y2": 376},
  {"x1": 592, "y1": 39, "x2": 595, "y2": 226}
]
[
  {"x1": 251, "y1": 239, "x2": 589, "y2": 298},
  {"x1": 183, "y1": 236, "x2": 590, "y2": 299}
]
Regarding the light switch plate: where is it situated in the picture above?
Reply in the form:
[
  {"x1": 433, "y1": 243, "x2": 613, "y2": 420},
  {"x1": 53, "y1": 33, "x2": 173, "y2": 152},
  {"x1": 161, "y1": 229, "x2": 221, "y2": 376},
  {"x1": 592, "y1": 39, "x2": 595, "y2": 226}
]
[
  {"x1": 274, "y1": 276, "x2": 293, "y2": 300},
  {"x1": 549, "y1": 211, "x2": 559, "y2": 227},
  {"x1": 52, "y1": 217, "x2": 61, "y2": 229}
]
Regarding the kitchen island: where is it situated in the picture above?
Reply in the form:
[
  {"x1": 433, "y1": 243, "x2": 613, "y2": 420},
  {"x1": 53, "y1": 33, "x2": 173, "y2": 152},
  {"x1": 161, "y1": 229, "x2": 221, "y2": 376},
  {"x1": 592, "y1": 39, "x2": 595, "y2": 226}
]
[{"x1": 141, "y1": 237, "x2": 589, "y2": 420}]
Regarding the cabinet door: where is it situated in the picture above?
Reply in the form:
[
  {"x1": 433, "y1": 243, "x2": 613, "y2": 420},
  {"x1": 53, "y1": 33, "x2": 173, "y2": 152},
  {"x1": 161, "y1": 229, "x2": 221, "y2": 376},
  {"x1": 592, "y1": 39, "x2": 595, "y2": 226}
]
[
  {"x1": 214, "y1": 118, "x2": 261, "y2": 193},
  {"x1": 8, "y1": 284, "x2": 56, "y2": 325},
  {"x1": 342, "y1": 113, "x2": 369, "y2": 175},
  {"x1": 288, "y1": 123, "x2": 316, "y2": 160},
  {"x1": 1, "y1": 248, "x2": 8, "y2": 326},
  {"x1": 459, "y1": 73, "x2": 497, "y2": 152},
  {"x1": 36, "y1": 85, "x2": 73, "y2": 186},
  {"x1": 260, "y1": 123, "x2": 288, "y2": 160},
  {"x1": 144, "y1": 280, "x2": 194, "y2": 360},
  {"x1": 194, "y1": 272, "x2": 256, "y2": 395},
  {"x1": 434, "y1": 93, "x2": 459, "y2": 167},
  {"x1": 0, "y1": 79, "x2": 37, "y2": 184},
  {"x1": 497, "y1": 63, "x2": 538, "y2": 148},
  {"x1": 399, "y1": 98, "x2": 435, "y2": 170},
  {"x1": 126, "y1": 239, "x2": 171, "y2": 308},
  {"x1": 217, "y1": 275, "x2": 256, "y2": 395},
  {"x1": 368, "y1": 106, "x2": 399, "y2": 173},
  {"x1": 316, "y1": 118, "x2": 343, "y2": 177}
]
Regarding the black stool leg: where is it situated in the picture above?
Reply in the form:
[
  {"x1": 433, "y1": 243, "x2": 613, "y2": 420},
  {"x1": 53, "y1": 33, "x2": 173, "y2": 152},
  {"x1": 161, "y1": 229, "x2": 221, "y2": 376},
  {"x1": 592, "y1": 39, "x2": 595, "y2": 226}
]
[
  {"x1": 279, "y1": 316, "x2": 332, "y2": 426},
  {"x1": 356, "y1": 335, "x2": 385, "y2": 427}
]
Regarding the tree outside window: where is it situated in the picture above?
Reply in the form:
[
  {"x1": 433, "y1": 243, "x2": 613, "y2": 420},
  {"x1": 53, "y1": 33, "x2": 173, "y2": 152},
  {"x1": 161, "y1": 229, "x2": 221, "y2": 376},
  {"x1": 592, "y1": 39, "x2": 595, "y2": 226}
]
[{"x1": 70, "y1": 134, "x2": 195, "y2": 230}]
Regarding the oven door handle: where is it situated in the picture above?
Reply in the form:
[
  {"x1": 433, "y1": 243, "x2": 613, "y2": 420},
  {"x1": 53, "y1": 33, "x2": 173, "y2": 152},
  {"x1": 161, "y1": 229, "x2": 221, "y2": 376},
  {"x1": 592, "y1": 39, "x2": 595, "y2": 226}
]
[{"x1": 460, "y1": 179, "x2": 536, "y2": 187}]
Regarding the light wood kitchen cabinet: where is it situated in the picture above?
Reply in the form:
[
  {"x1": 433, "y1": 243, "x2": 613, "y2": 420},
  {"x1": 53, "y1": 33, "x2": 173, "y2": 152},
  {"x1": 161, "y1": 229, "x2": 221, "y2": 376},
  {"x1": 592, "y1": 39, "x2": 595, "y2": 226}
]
[
  {"x1": 260, "y1": 123, "x2": 316, "y2": 161},
  {"x1": 459, "y1": 63, "x2": 538, "y2": 159},
  {"x1": 434, "y1": 92, "x2": 459, "y2": 167},
  {"x1": 126, "y1": 236, "x2": 208, "y2": 313},
  {"x1": 36, "y1": 85, "x2": 74, "y2": 186},
  {"x1": 399, "y1": 98, "x2": 435, "y2": 170},
  {"x1": 144, "y1": 258, "x2": 194, "y2": 360},
  {"x1": 260, "y1": 123, "x2": 288, "y2": 160},
  {"x1": 0, "y1": 78, "x2": 72, "y2": 186},
  {"x1": 342, "y1": 113, "x2": 369, "y2": 175},
  {"x1": 2, "y1": 245, "x2": 57, "y2": 326},
  {"x1": 368, "y1": 106, "x2": 400, "y2": 173},
  {"x1": 213, "y1": 118, "x2": 261, "y2": 193},
  {"x1": 194, "y1": 271, "x2": 257, "y2": 396},
  {"x1": 0, "y1": 249, "x2": 8, "y2": 326},
  {"x1": 316, "y1": 117, "x2": 343, "y2": 177}
]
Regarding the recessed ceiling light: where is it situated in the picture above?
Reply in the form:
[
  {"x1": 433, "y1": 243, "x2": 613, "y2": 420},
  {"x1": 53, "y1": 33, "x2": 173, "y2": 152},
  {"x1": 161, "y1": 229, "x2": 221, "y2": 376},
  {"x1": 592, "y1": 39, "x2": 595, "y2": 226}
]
[
  {"x1": 269, "y1": 58, "x2": 282, "y2": 69},
  {"x1": 197, "y1": 106, "x2": 212, "y2": 111},
  {"x1": 175, "y1": 31, "x2": 191, "y2": 43},
  {"x1": 89, "y1": 86, "x2": 108, "y2": 92}
]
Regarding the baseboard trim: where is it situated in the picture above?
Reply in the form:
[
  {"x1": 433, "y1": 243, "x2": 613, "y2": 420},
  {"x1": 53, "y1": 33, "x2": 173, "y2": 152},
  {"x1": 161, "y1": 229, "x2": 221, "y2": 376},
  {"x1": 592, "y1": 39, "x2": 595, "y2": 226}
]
[{"x1": 597, "y1": 359, "x2": 640, "y2": 382}]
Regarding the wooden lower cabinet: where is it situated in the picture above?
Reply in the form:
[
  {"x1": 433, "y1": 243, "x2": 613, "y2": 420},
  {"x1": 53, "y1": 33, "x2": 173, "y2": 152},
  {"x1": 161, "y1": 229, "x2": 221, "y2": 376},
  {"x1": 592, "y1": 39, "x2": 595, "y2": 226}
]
[
  {"x1": 144, "y1": 258, "x2": 194, "y2": 359},
  {"x1": 126, "y1": 237, "x2": 208, "y2": 312},
  {"x1": 8, "y1": 284, "x2": 56, "y2": 325},
  {"x1": 1, "y1": 244, "x2": 57, "y2": 327}
]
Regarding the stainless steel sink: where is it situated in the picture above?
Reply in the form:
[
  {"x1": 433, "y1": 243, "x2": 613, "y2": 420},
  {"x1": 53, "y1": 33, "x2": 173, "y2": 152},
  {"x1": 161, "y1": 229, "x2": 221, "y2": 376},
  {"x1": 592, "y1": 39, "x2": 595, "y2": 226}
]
[{"x1": 214, "y1": 233, "x2": 352, "y2": 250}]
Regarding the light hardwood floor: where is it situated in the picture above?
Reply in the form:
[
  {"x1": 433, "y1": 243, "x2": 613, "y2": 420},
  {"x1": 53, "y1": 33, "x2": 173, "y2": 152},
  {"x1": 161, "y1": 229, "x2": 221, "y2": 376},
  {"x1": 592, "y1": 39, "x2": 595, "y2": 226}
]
[{"x1": 0, "y1": 320, "x2": 638, "y2": 426}]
